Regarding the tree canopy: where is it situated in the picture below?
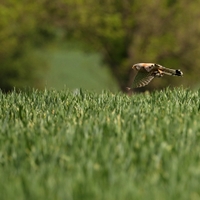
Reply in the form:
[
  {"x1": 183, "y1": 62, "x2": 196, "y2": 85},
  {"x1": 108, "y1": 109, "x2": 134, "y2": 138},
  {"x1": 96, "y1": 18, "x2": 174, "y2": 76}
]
[
  {"x1": 1, "y1": 0, "x2": 200, "y2": 91},
  {"x1": 0, "y1": 0, "x2": 49, "y2": 91}
]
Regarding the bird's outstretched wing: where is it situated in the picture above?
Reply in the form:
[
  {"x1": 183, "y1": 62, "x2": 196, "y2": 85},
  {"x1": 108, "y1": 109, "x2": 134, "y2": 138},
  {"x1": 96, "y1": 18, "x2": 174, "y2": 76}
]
[
  {"x1": 127, "y1": 63, "x2": 183, "y2": 90},
  {"x1": 133, "y1": 74, "x2": 155, "y2": 88},
  {"x1": 127, "y1": 63, "x2": 156, "y2": 89}
]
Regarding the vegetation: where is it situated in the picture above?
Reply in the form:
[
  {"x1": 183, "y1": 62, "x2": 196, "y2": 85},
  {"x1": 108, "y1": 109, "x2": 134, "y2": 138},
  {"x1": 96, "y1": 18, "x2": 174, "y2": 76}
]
[
  {"x1": 50, "y1": 0, "x2": 200, "y2": 90},
  {"x1": 0, "y1": 0, "x2": 49, "y2": 91},
  {"x1": 1, "y1": 0, "x2": 200, "y2": 91},
  {"x1": 0, "y1": 88, "x2": 200, "y2": 199},
  {"x1": 43, "y1": 44, "x2": 118, "y2": 92}
]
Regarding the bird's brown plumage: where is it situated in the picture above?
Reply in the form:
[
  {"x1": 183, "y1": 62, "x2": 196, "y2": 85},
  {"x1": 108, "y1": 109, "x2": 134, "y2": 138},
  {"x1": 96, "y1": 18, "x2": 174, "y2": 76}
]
[{"x1": 127, "y1": 63, "x2": 183, "y2": 90}]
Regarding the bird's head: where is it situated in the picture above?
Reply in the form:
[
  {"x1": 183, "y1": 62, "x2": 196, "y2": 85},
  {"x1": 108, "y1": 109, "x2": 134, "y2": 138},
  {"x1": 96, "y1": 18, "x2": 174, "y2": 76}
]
[{"x1": 132, "y1": 63, "x2": 155, "y2": 71}]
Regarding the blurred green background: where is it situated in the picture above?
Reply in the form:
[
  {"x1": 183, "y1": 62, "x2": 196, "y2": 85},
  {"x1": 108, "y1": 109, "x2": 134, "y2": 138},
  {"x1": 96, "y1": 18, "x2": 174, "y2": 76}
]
[
  {"x1": 1, "y1": 0, "x2": 200, "y2": 92},
  {"x1": 42, "y1": 42, "x2": 118, "y2": 92}
]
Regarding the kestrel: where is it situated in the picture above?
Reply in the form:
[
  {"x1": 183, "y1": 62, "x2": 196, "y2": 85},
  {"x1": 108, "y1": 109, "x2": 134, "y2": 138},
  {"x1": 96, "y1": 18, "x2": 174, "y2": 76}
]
[{"x1": 127, "y1": 63, "x2": 183, "y2": 89}]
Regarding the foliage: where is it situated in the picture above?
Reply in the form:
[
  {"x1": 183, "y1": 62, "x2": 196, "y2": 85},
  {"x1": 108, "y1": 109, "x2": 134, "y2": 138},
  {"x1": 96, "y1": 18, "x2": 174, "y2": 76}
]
[
  {"x1": 0, "y1": 0, "x2": 50, "y2": 91},
  {"x1": 0, "y1": 50, "x2": 47, "y2": 92},
  {"x1": 1, "y1": 0, "x2": 200, "y2": 91},
  {"x1": 43, "y1": 45, "x2": 118, "y2": 92},
  {"x1": 51, "y1": 0, "x2": 200, "y2": 90},
  {"x1": 0, "y1": 88, "x2": 200, "y2": 199}
]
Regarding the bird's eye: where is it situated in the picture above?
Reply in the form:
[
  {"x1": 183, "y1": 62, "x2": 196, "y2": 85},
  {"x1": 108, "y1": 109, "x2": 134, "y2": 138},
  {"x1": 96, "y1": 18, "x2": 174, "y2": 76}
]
[
  {"x1": 135, "y1": 65, "x2": 141, "y2": 70},
  {"x1": 148, "y1": 65, "x2": 154, "y2": 69}
]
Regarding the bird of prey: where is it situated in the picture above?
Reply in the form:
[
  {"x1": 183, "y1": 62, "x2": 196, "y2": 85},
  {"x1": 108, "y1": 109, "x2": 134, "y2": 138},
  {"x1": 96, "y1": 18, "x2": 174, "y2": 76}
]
[{"x1": 127, "y1": 63, "x2": 183, "y2": 90}]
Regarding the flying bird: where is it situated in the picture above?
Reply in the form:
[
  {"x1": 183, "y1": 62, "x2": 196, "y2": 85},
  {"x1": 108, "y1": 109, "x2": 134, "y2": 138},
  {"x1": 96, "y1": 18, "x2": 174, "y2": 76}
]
[{"x1": 127, "y1": 63, "x2": 183, "y2": 90}]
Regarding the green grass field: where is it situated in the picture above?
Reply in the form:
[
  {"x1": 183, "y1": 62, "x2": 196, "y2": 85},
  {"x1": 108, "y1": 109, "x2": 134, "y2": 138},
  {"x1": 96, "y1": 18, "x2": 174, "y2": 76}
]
[
  {"x1": 0, "y1": 87, "x2": 200, "y2": 200},
  {"x1": 42, "y1": 43, "x2": 118, "y2": 92}
]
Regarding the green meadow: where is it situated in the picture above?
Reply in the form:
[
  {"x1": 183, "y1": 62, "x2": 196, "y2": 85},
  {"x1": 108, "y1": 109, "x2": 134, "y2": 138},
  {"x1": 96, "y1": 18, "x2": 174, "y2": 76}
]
[
  {"x1": 0, "y1": 88, "x2": 200, "y2": 200},
  {"x1": 42, "y1": 43, "x2": 118, "y2": 92}
]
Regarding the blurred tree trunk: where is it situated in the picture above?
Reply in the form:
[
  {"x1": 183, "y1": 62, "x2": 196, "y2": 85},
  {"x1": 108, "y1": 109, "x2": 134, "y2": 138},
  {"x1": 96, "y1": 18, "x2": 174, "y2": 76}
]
[
  {"x1": 48, "y1": 0, "x2": 200, "y2": 91},
  {"x1": 2, "y1": 0, "x2": 200, "y2": 91}
]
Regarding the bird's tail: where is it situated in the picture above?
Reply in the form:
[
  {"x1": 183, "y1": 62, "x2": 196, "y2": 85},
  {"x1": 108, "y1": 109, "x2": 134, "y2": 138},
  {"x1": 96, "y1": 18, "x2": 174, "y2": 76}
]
[{"x1": 161, "y1": 67, "x2": 183, "y2": 76}]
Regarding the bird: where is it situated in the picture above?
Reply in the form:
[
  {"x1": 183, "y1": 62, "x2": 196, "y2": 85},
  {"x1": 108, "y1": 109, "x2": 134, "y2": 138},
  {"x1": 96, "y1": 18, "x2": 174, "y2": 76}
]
[{"x1": 126, "y1": 63, "x2": 183, "y2": 90}]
